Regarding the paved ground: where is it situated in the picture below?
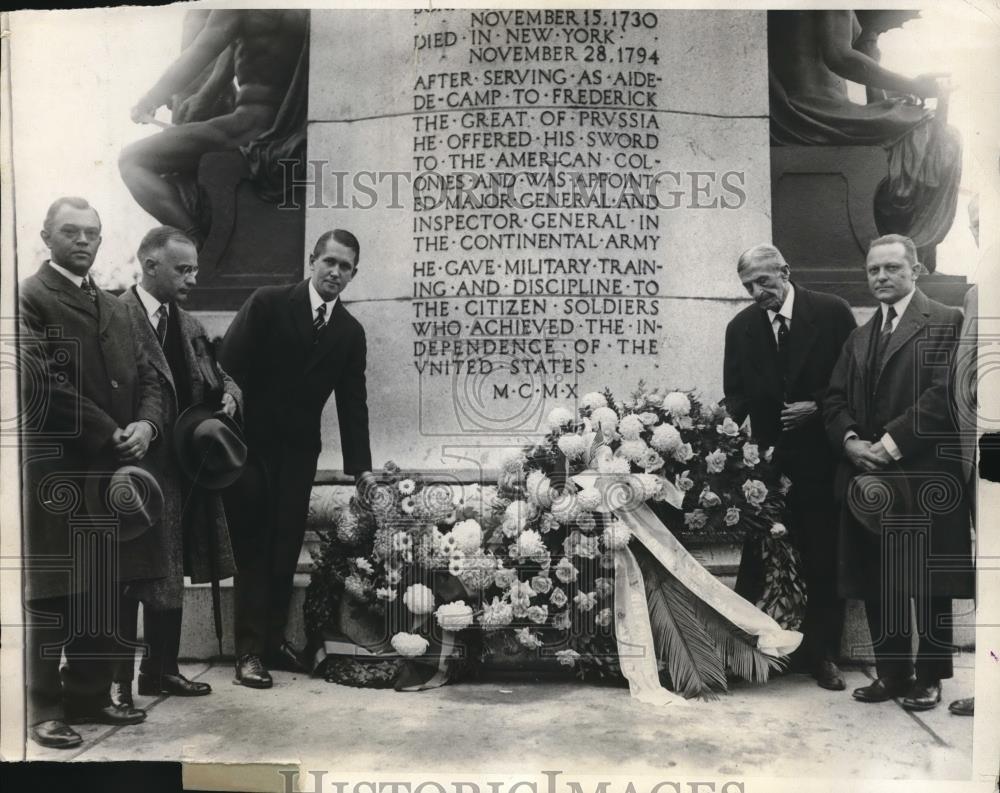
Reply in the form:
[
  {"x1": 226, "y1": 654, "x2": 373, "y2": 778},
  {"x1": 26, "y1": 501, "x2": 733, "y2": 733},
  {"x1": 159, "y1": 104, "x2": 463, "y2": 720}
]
[{"x1": 27, "y1": 658, "x2": 975, "y2": 782}]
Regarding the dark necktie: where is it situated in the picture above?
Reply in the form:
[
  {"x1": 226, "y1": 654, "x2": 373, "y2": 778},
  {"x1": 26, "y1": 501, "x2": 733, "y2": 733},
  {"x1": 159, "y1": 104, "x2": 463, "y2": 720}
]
[
  {"x1": 775, "y1": 313, "x2": 790, "y2": 385},
  {"x1": 313, "y1": 303, "x2": 327, "y2": 343},
  {"x1": 80, "y1": 276, "x2": 98, "y2": 304},
  {"x1": 875, "y1": 305, "x2": 897, "y2": 372},
  {"x1": 155, "y1": 304, "x2": 168, "y2": 347}
]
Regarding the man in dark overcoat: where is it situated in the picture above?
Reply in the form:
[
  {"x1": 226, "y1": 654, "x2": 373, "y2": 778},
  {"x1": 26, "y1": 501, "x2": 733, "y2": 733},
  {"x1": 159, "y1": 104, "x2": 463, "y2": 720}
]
[
  {"x1": 19, "y1": 197, "x2": 164, "y2": 748},
  {"x1": 220, "y1": 228, "x2": 373, "y2": 688},
  {"x1": 824, "y1": 233, "x2": 973, "y2": 711},
  {"x1": 114, "y1": 226, "x2": 242, "y2": 703},
  {"x1": 724, "y1": 243, "x2": 857, "y2": 689}
]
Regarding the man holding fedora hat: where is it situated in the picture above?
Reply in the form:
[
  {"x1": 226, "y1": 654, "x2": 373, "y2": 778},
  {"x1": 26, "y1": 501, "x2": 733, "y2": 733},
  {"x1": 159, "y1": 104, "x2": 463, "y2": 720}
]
[
  {"x1": 19, "y1": 197, "x2": 165, "y2": 749},
  {"x1": 115, "y1": 226, "x2": 243, "y2": 705},
  {"x1": 824, "y1": 233, "x2": 974, "y2": 711},
  {"x1": 220, "y1": 228, "x2": 373, "y2": 689}
]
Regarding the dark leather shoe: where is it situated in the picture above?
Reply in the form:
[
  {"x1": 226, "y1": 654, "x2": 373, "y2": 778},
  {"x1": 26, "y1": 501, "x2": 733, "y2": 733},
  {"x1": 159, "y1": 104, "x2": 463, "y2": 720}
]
[
  {"x1": 66, "y1": 704, "x2": 146, "y2": 726},
  {"x1": 948, "y1": 697, "x2": 974, "y2": 716},
  {"x1": 138, "y1": 671, "x2": 211, "y2": 697},
  {"x1": 110, "y1": 681, "x2": 134, "y2": 710},
  {"x1": 901, "y1": 680, "x2": 942, "y2": 711},
  {"x1": 265, "y1": 640, "x2": 306, "y2": 673},
  {"x1": 234, "y1": 654, "x2": 273, "y2": 689},
  {"x1": 813, "y1": 660, "x2": 846, "y2": 691},
  {"x1": 30, "y1": 720, "x2": 82, "y2": 749},
  {"x1": 852, "y1": 676, "x2": 915, "y2": 703}
]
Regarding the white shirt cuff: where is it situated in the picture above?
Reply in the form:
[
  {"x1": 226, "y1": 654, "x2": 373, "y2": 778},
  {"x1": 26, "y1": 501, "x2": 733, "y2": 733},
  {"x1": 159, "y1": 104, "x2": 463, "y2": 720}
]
[
  {"x1": 880, "y1": 433, "x2": 902, "y2": 460},
  {"x1": 843, "y1": 430, "x2": 859, "y2": 446}
]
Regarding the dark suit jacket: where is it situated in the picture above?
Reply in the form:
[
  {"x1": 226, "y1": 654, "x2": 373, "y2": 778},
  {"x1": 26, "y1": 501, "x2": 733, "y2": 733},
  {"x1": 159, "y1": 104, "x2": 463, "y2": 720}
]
[
  {"x1": 19, "y1": 262, "x2": 165, "y2": 599},
  {"x1": 823, "y1": 288, "x2": 973, "y2": 599},
  {"x1": 219, "y1": 279, "x2": 372, "y2": 476},
  {"x1": 120, "y1": 288, "x2": 241, "y2": 604},
  {"x1": 724, "y1": 283, "x2": 857, "y2": 491}
]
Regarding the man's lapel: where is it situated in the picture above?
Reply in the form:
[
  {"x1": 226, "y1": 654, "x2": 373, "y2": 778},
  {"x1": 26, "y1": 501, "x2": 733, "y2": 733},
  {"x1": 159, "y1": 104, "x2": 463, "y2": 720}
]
[
  {"x1": 288, "y1": 280, "x2": 314, "y2": 349},
  {"x1": 852, "y1": 310, "x2": 880, "y2": 377},
  {"x1": 876, "y1": 288, "x2": 930, "y2": 382},
  {"x1": 38, "y1": 261, "x2": 99, "y2": 322},
  {"x1": 784, "y1": 285, "x2": 819, "y2": 388},
  {"x1": 744, "y1": 307, "x2": 780, "y2": 388}
]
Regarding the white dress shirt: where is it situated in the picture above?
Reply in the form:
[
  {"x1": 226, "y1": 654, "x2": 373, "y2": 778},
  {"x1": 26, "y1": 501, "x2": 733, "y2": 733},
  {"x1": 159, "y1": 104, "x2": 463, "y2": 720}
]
[
  {"x1": 49, "y1": 260, "x2": 86, "y2": 288},
  {"x1": 766, "y1": 282, "x2": 795, "y2": 343},
  {"x1": 308, "y1": 280, "x2": 338, "y2": 327},
  {"x1": 135, "y1": 283, "x2": 169, "y2": 327}
]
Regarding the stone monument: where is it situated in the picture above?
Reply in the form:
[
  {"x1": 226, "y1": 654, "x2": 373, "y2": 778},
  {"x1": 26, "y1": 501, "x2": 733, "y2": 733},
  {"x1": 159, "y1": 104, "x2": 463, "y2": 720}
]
[{"x1": 306, "y1": 9, "x2": 772, "y2": 476}]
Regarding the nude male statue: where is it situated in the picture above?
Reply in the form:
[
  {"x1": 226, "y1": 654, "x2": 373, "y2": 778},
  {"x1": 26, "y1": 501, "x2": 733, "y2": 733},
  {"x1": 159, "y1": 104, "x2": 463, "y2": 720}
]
[{"x1": 119, "y1": 9, "x2": 308, "y2": 246}]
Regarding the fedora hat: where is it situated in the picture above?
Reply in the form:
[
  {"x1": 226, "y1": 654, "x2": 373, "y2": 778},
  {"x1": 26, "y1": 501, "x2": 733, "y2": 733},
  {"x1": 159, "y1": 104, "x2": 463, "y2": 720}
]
[
  {"x1": 83, "y1": 464, "x2": 164, "y2": 542},
  {"x1": 847, "y1": 469, "x2": 914, "y2": 535},
  {"x1": 174, "y1": 403, "x2": 247, "y2": 489}
]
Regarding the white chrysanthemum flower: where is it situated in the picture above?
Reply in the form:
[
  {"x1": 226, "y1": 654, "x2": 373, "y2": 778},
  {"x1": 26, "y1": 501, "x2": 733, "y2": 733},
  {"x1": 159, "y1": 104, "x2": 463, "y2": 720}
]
[
  {"x1": 397, "y1": 479, "x2": 416, "y2": 496},
  {"x1": 556, "y1": 649, "x2": 581, "y2": 667},
  {"x1": 597, "y1": 455, "x2": 631, "y2": 475},
  {"x1": 590, "y1": 406, "x2": 619, "y2": 434},
  {"x1": 557, "y1": 433, "x2": 588, "y2": 460},
  {"x1": 576, "y1": 487, "x2": 602, "y2": 512},
  {"x1": 580, "y1": 392, "x2": 608, "y2": 411},
  {"x1": 501, "y1": 451, "x2": 527, "y2": 473},
  {"x1": 479, "y1": 597, "x2": 513, "y2": 629},
  {"x1": 602, "y1": 519, "x2": 631, "y2": 551},
  {"x1": 550, "y1": 493, "x2": 580, "y2": 524},
  {"x1": 375, "y1": 587, "x2": 397, "y2": 602},
  {"x1": 553, "y1": 556, "x2": 579, "y2": 583},
  {"x1": 435, "y1": 600, "x2": 474, "y2": 631},
  {"x1": 450, "y1": 519, "x2": 482, "y2": 552},
  {"x1": 618, "y1": 414, "x2": 645, "y2": 440},
  {"x1": 525, "y1": 470, "x2": 554, "y2": 507},
  {"x1": 448, "y1": 549, "x2": 465, "y2": 577},
  {"x1": 457, "y1": 553, "x2": 497, "y2": 591},
  {"x1": 635, "y1": 473, "x2": 662, "y2": 501},
  {"x1": 638, "y1": 411, "x2": 659, "y2": 426},
  {"x1": 387, "y1": 568, "x2": 402, "y2": 586},
  {"x1": 663, "y1": 391, "x2": 691, "y2": 417},
  {"x1": 344, "y1": 574, "x2": 369, "y2": 599},
  {"x1": 399, "y1": 496, "x2": 415, "y2": 515},
  {"x1": 618, "y1": 439, "x2": 650, "y2": 462},
  {"x1": 402, "y1": 583, "x2": 435, "y2": 615},
  {"x1": 391, "y1": 632, "x2": 429, "y2": 657},
  {"x1": 546, "y1": 406, "x2": 575, "y2": 428},
  {"x1": 650, "y1": 422, "x2": 682, "y2": 454},
  {"x1": 512, "y1": 528, "x2": 546, "y2": 560},
  {"x1": 576, "y1": 512, "x2": 597, "y2": 533}
]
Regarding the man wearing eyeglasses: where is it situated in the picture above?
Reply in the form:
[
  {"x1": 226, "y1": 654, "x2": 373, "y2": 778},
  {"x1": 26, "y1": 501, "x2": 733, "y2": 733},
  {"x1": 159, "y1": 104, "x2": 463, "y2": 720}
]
[{"x1": 18, "y1": 197, "x2": 164, "y2": 749}]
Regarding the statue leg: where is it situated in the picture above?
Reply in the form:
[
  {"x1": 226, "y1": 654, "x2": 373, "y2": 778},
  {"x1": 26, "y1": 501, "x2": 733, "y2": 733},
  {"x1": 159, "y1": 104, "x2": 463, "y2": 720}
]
[{"x1": 118, "y1": 116, "x2": 265, "y2": 242}]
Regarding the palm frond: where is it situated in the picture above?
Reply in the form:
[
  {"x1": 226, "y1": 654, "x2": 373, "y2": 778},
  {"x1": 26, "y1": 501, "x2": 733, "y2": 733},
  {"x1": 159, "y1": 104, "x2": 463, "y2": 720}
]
[
  {"x1": 693, "y1": 599, "x2": 787, "y2": 684},
  {"x1": 633, "y1": 544, "x2": 727, "y2": 700}
]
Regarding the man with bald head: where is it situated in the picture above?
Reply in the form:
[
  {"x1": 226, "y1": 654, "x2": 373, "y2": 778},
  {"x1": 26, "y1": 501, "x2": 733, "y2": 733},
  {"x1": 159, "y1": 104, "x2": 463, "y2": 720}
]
[{"x1": 724, "y1": 244, "x2": 857, "y2": 689}]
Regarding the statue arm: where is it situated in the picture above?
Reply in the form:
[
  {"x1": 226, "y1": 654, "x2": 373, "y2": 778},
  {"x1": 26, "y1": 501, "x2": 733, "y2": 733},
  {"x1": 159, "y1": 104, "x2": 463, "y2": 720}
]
[
  {"x1": 134, "y1": 10, "x2": 242, "y2": 117},
  {"x1": 818, "y1": 10, "x2": 939, "y2": 98},
  {"x1": 173, "y1": 46, "x2": 235, "y2": 124}
]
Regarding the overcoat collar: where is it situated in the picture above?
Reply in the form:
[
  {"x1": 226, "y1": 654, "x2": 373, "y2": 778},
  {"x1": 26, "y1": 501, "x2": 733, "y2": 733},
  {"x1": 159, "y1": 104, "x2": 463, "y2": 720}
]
[
  {"x1": 37, "y1": 260, "x2": 115, "y2": 333},
  {"x1": 851, "y1": 287, "x2": 932, "y2": 384}
]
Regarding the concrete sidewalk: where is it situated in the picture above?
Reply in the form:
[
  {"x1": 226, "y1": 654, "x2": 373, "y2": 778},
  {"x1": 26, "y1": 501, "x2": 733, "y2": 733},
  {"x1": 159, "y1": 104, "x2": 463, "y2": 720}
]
[{"x1": 27, "y1": 658, "x2": 975, "y2": 781}]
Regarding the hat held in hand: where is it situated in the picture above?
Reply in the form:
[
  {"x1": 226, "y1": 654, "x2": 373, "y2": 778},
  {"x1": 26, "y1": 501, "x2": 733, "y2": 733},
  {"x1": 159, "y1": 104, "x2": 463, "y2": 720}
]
[
  {"x1": 847, "y1": 469, "x2": 914, "y2": 535},
  {"x1": 174, "y1": 403, "x2": 247, "y2": 490},
  {"x1": 84, "y1": 464, "x2": 164, "y2": 542}
]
